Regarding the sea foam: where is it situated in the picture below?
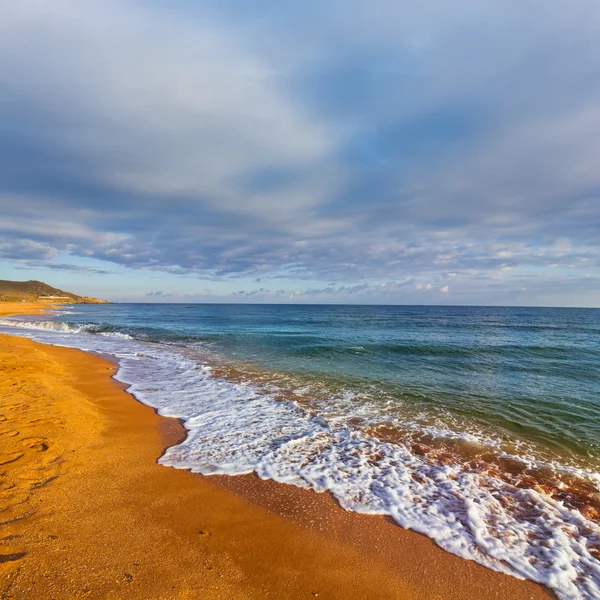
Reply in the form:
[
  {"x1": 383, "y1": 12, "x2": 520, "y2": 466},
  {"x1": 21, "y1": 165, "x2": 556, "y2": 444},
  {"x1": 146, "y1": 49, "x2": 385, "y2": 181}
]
[{"x1": 0, "y1": 317, "x2": 598, "y2": 600}]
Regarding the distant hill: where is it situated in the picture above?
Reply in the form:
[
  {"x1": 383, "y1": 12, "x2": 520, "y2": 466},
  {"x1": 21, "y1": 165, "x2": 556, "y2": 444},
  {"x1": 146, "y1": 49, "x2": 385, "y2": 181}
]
[{"x1": 0, "y1": 280, "x2": 109, "y2": 304}]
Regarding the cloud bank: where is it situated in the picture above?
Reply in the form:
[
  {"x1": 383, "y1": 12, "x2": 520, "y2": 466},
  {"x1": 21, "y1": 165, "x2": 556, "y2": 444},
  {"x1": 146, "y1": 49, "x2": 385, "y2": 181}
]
[{"x1": 1, "y1": 0, "x2": 599, "y2": 304}]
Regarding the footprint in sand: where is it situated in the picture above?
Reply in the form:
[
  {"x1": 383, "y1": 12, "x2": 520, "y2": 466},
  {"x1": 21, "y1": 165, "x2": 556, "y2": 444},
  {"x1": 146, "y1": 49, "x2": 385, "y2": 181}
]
[
  {"x1": 0, "y1": 453, "x2": 24, "y2": 466},
  {"x1": 0, "y1": 552, "x2": 26, "y2": 564},
  {"x1": 17, "y1": 468, "x2": 45, "y2": 481},
  {"x1": 0, "y1": 535, "x2": 23, "y2": 542},
  {"x1": 3, "y1": 404, "x2": 29, "y2": 415},
  {"x1": 15, "y1": 464, "x2": 60, "y2": 490},
  {"x1": 20, "y1": 438, "x2": 49, "y2": 452},
  {"x1": 0, "y1": 491, "x2": 31, "y2": 510},
  {"x1": 0, "y1": 510, "x2": 35, "y2": 527},
  {"x1": 0, "y1": 431, "x2": 20, "y2": 438},
  {"x1": 29, "y1": 476, "x2": 58, "y2": 490},
  {"x1": 27, "y1": 418, "x2": 63, "y2": 426}
]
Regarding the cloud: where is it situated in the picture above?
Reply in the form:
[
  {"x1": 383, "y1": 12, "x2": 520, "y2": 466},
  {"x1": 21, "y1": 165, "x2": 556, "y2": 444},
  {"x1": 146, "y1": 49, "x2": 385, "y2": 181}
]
[
  {"x1": 232, "y1": 287, "x2": 271, "y2": 296},
  {"x1": 0, "y1": 1, "x2": 335, "y2": 217},
  {"x1": 0, "y1": 1, "x2": 600, "y2": 304},
  {"x1": 16, "y1": 263, "x2": 113, "y2": 275},
  {"x1": 146, "y1": 291, "x2": 174, "y2": 298},
  {"x1": 416, "y1": 283, "x2": 433, "y2": 291},
  {"x1": 0, "y1": 239, "x2": 56, "y2": 262}
]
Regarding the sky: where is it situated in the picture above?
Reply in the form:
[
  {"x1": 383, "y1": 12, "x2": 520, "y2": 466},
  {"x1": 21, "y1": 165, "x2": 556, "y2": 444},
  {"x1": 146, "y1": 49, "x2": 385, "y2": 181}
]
[{"x1": 1, "y1": 1, "x2": 599, "y2": 306}]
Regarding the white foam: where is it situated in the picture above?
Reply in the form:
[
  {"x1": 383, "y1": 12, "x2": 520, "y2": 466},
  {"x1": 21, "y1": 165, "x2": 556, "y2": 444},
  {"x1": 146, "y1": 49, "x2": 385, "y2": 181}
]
[
  {"x1": 0, "y1": 317, "x2": 598, "y2": 600},
  {"x1": 98, "y1": 331, "x2": 134, "y2": 340},
  {"x1": 0, "y1": 318, "x2": 133, "y2": 339}
]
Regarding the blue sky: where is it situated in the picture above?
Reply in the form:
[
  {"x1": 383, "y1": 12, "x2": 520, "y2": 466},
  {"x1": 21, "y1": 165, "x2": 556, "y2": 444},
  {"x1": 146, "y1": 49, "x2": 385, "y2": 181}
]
[{"x1": 1, "y1": 0, "x2": 599, "y2": 305}]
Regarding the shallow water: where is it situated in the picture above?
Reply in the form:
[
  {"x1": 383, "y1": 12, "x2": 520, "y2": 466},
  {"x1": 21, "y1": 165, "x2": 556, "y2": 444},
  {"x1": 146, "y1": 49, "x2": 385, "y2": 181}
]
[{"x1": 1, "y1": 303, "x2": 599, "y2": 599}]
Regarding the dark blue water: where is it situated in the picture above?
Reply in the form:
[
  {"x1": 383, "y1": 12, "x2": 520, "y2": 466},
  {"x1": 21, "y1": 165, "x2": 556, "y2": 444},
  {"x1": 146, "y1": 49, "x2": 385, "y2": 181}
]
[{"x1": 59, "y1": 303, "x2": 600, "y2": 461}]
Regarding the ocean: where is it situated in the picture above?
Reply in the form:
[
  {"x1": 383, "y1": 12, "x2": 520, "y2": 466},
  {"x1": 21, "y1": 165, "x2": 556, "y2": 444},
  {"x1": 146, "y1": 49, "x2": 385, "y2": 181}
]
[{"x1": 1, "y1": 303, "x2": 599, "y2": 599}]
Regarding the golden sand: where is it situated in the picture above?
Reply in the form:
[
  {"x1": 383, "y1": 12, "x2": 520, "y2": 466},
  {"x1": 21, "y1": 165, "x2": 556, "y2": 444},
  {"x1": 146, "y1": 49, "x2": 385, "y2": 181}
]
[
  {"x1": 0, "y1": 304, "x2": 553, "y2": 599},
  {"x1": 0, "y1": 303, "x2": 54, "y2": 317}
]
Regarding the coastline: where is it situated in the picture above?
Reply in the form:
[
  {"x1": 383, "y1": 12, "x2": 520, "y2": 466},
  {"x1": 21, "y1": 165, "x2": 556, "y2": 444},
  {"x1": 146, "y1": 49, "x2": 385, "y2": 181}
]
[{"x1": 0, "y1": 304, "x2": 553, "y2": 599}]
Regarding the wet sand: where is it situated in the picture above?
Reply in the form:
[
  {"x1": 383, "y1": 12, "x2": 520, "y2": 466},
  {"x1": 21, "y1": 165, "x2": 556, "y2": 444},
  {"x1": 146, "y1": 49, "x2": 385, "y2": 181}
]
[{"x1": 0, "y1": 303, "x2": 553, "y2": 599}]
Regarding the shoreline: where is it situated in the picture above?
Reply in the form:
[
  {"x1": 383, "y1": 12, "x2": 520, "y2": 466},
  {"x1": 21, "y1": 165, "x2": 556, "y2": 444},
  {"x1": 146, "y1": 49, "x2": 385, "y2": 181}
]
[{"x1": 0, "y1": 303, "x2": 553, "y2": 599}]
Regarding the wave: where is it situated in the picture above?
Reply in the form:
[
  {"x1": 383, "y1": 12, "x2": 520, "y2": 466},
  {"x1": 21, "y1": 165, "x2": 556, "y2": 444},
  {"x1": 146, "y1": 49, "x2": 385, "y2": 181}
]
[
  {"x1": 0, "y1": 318, "x2": 134, "y2": 339},
  {"x1": 0, "y1": 317, "x2": 598, "y2": 599}
]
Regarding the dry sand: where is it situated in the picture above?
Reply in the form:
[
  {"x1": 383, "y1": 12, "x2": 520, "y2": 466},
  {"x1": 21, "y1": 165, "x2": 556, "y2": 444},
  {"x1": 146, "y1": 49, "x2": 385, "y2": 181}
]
[{"x1": 0, "y1": 303, "x2": 553, "y2": 599}]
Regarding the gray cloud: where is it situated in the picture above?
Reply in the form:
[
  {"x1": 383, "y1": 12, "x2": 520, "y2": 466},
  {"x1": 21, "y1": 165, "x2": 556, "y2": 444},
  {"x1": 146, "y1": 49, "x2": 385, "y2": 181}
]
[
  {"x1": 0, "y1": 239, "x2": 56, "y2": 262},
  {"x1": 0, "y1": 1, "x2": 599, "y2": 304},
  {"x1": 15, "y1": 263, "x2": 113, "y2": 275}
]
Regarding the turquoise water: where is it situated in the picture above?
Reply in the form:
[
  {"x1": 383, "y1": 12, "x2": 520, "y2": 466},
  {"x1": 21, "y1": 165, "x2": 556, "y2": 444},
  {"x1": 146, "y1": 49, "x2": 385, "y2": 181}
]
[
  {"x1": 2, "y1": 303, "x2": 599, "y2": 599},
  {"x1": 56, "y1": 303, "x2": 600, "y2": 461}
]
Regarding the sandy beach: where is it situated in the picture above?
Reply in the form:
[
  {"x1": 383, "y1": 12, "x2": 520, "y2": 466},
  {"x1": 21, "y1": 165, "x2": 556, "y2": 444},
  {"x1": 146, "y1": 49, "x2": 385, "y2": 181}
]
[{"x1": 0, "y1": 303, "x2": 553, "y2": 599}]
